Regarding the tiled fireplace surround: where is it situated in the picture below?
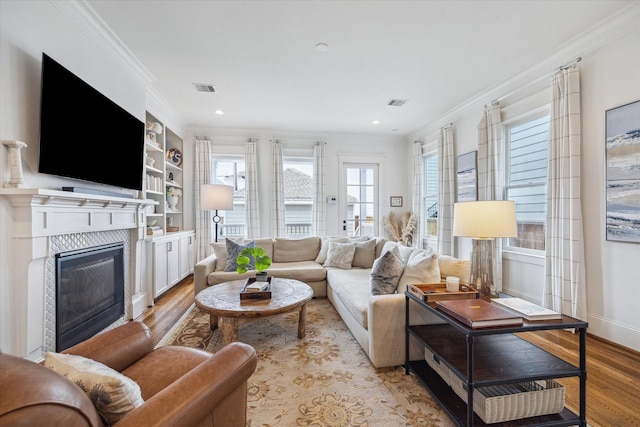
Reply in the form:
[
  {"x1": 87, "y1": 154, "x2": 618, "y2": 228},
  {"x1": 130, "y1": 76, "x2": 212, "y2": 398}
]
[{"x1": 1, "y1": 188, "x2": 155, "y2": 361}]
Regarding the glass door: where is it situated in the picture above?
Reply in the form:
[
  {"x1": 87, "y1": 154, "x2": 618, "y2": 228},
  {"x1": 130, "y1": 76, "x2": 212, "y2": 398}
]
[{"x1": 343, "y1": 164, "x2": 378, "y2": 237}]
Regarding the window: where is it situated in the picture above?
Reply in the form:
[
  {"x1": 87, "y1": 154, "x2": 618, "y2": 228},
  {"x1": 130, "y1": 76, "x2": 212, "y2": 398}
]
[
  {"x1": 283, "y1": 157, "x2": 313, "y2": 237},
  {"x1": 504, "y1": 115, "x2": 550, "y2": 252},
  {"x1": 211, "y1": 155, "x2": 245, "y2": 239},
  {"x1": 423, "y1": 152, "x2": 438, "y2": 238},
  {"x1": 343, "y1": 164, "x2": 377, "y2": 237}
]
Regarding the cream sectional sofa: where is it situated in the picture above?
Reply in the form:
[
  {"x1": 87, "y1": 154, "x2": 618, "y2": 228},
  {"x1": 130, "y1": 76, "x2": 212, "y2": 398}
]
[{"x1": 193, "y1": 236, "x2": 470, "y2": 370}]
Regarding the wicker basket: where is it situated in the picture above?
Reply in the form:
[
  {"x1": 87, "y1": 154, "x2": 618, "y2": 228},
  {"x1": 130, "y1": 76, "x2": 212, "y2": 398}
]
[
  {"x1": 424, "y1": 347, "x2": 565, "y2": 423},
  {"x1": 450, "y1": 377, "x2": 565, "y2": 424}
]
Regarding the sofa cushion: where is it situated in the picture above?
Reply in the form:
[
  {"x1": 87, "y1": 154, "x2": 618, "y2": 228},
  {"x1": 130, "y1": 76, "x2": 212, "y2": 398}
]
[
  {"x1": 225, "y1": 239, "x2": 254, "y2": 272},
  {"x1": 44, "y1": 352, "x2": 144, "y2": 425},
  {"x1": 397, "y1": 248, "x2": 440, "y2": 293},
  {"x1": 210, "y1": 237, "x2": 241, "y2": 272},
  {"x1": 268, "y1": 261, "x2": 327, "y2": 282},
  {"x1": 273, "y1": 237, "x2": 321, "y2": 262},
  {"x1": 324, "y1": 242, "x2": 357, "y2": 269},
  {"x1": 438, "y1": 255, "x2": 471, "y2": 284},
  {"x1": 315, "y1": 236, "x2": 348, "y2": 263},
  {"x1": 326, "y1": 268, "x2": 372, "y2": 329},
  {"x1": 370, "y1": 249, "x2": 405, "y2": 295},
  {"x1": 351, "y1": 238, "x2": 377, "y2": 269}
]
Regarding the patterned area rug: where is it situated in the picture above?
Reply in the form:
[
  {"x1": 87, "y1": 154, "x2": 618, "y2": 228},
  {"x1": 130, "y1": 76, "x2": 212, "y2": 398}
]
[{"x1": 158, "y1": 298, "x2": 454, "y2": 427}]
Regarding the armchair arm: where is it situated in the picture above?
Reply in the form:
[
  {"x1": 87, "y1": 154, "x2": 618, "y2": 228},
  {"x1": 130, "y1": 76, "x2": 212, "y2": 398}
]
[
  {"x1": 63, "y1": 321, "x2": 154, "y2": 372},
  {"x1": 115, "y1": 342, "x2": 258, "y2": 427},
  {"x1": 194, "y1": 253, "x2": 218, "y2": 296}
]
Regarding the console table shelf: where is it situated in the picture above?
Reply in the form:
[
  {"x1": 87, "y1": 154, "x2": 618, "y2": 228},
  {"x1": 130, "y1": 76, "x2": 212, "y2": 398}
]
[{"x1": 405, "y1": 292, "x2": 588, "y2": 427}]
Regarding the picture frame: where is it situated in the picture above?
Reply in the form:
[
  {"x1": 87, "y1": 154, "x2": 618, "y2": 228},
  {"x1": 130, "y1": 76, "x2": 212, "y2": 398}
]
[
  {"x1": 457, "y1": 151, "x2": 478, "y2": 202},
  {"x1": 605, "y1": 100, "x2": 640, "y2": 243},
  {"x1": 390, "y1": 196, "x2": 403, "y2": 207}
]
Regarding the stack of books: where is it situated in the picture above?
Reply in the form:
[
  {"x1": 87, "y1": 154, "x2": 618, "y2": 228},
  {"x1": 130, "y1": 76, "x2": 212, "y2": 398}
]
[
  {"x1": 245, "y1": 281, "x2": 269, "y2": 292},
  {"x1": 435, "y1": 299, "x2": 523, "y2": 328},
  {"x1": 146, "y1": 226, "x2": 163, "y2": 236}
]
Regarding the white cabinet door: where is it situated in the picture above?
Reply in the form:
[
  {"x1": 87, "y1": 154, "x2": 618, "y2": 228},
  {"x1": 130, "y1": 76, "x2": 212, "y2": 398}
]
[
  {"x1": 166, "y1": 237, "x2": 180, "y2": 287},
  {"x1": 152, "y1": 236, "x2": 180, "y2": 298},
  {"x1": 179, "y1": 232, "x2": 195, "y2": 277}
]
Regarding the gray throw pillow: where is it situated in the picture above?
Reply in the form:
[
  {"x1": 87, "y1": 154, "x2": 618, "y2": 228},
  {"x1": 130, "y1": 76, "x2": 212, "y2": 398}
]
[
  {"x1": 225, "y1": 239, "x2": 255, "y2": 272},
  {"x1": 370, "y1": 249, "x2": 405, "y2": 295},
  {"x1": 324, "y1": 242, "x2": 357, "y2": 269}
]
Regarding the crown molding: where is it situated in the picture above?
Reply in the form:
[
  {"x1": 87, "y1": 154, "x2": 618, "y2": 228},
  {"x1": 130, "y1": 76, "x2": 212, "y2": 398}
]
[{"x1": 408, "y1": 2, "x2": 640, "y2": 142}]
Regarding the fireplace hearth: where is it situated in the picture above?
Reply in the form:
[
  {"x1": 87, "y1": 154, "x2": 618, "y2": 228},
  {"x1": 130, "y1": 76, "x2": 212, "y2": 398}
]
[{"x1": 55, "y1": 242, "x2": 125, "y2": 351}]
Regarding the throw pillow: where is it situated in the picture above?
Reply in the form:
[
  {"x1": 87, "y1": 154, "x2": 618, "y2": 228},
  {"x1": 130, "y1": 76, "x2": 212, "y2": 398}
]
[
  {"x1": 44, "y1": 352, "x2": 144, "y2": 425},
  {"x1": 324, "y1": 242, "x2": 357, "y2": 269},
  {"x1": 315, "y1": 237, "x2": 348, "y2": 263},
  {"x1": 370, "y1": 249, "x2": 405, "y2": 295},
  {"x1": 398, "y1": 248, "x2": 441, "y2": 290},
  {"x1": 351, "y1": 238, "x2": 377, "y2": 269},
  {"x1": 225, "y1": 239, "x2": 255, "y2": 272}
]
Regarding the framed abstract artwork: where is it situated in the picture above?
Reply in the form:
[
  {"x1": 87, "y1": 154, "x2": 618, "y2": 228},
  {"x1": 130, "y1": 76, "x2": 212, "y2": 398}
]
[
  {"x1": 605, "y1": 100, "x2": 640, "y2": 243},
  {"x1": 457, "y1": 151, "x2": 478, "y2": 202}
]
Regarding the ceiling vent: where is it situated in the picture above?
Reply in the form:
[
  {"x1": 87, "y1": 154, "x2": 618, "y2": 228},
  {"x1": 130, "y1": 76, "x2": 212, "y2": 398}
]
[
  {"x1": 193, "y1": 83, "x2": 216, "y2": 93},
  {"x1": 388, "y1": 99, "x2": 408, "y2": 107}
]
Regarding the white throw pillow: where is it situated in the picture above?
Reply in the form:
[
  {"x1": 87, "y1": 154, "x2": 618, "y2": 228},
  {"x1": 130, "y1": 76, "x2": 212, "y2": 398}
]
[
  {"x1": 44, "y1": 352, "x2": 144, "y2": 425},
  {"x1": 315, "y1": 237, "x2": 348, "y2": 263},
  {"x1": 324, "y1": 242, "x2": 357, "y2": 269},
  {"x1": 370, "y1": 249, "x2": 405, "y2": 295},
  {"x1": 398, "y1": 248, "x2": 440, "y2": 291}
]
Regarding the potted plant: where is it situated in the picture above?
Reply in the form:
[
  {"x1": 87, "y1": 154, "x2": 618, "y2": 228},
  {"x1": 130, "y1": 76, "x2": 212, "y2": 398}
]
[{"x1": 236, "y1": 246, "x2": 272, "y2": 281}]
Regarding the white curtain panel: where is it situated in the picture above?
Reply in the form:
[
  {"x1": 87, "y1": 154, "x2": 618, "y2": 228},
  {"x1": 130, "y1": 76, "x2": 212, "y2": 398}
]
[
  {"x1": 245, "y1": 139, "x2": 260, "y2": 239},
  {"x1": 271, "y1": 140, "x2": 286, "y2": 237},
  {"x1": 437, "y1": 126, "x2": 456, "y2": 255},
  {"x1": 544, "y1": 68, "x2": 587, "y2": 320},
  {"x1": 477, "y1": 104, "x2": 505, "y2": 290},
  {"x1": 411, "y1": 142, "x2": 423, "y2": 248},
  {"x1": 194, "y1": 138, "x2": 212, "y2": 261},
  {"x1": 312, "y1": 142, "x2": 326, "y2": 236}
]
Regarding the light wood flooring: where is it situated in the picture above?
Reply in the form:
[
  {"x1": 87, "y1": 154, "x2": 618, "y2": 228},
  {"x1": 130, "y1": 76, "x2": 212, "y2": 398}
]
[{"x1": 136, "y1": 275, "x2": 640, "y2": 427}]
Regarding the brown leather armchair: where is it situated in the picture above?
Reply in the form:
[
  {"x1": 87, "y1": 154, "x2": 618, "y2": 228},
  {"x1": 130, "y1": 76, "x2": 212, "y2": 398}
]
[{"x1": 0, "y1": 320, "x2": 257, "y2": 426}]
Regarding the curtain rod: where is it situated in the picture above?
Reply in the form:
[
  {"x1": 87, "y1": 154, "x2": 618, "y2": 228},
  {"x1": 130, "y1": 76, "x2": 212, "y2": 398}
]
[{"x1": 486, "y1": 56, "x2": 582, "y2": 107}]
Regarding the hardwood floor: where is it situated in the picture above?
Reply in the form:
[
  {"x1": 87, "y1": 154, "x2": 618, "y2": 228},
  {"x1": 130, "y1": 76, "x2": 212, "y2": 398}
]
[{"x1": 136, "y1": 276, "x2": 640, "y2": 427}]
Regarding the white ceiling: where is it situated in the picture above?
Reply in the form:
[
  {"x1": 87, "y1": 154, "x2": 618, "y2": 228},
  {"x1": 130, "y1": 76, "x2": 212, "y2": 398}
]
[{"x1": 86, "y1": 0, "x2": 633, "y2": 136}]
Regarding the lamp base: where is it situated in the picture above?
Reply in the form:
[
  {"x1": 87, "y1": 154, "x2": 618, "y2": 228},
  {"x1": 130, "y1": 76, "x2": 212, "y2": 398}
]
[{"x1": 469, "y1": 238, "x2": 498, "y2": 297}]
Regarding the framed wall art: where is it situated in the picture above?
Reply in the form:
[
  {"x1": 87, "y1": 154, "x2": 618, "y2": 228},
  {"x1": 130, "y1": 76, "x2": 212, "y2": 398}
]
[
  {"x1": 457, "y1": 151, "x2": 478, "y2": 202},
  {"x1": 605, "y1": 100, "x2": 640, "y2": 243},
  {"x1": 390, "y1": 196, "x2": 403, "y2": 207}
]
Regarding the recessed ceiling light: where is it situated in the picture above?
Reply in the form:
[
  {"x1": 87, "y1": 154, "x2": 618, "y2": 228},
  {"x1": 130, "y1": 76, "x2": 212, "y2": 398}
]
[
  {"x1": 372, "y1": 120, "x2": 381, "y2": 125},
  {"x1": 315, "y1": 42, "x2": 329, "y2": 52},
  {"x1": 215, "y1": 110, "x2": 224, "y2": 115}
]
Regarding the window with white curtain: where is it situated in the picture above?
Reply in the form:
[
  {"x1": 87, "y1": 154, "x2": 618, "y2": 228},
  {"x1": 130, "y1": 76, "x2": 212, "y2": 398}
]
[
  {"x1": 504, "y1": 114, "x2": 550, "y2": 252},
  {"x1": 423, "y1": 151, "x2": 438, "y2": 240},
  {"x1": 211, "y1": 155, "x2": 246, "y2": 238},
  {"x1": 283, "y1": 156, "x2": 313, "y2": 237}
]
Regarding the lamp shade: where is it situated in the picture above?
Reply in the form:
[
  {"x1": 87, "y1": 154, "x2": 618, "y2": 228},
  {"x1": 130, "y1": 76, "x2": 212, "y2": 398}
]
[
  {"x1": 200, "y1": 184, "x2": 234, "y2": 211},
  {"x1": 453, "y1": 200, "x2": 517, "y2": 238}
]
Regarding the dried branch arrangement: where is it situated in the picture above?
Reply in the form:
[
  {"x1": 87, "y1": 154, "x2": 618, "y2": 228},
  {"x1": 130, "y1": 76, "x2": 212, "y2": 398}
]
[{"x1": 383, "y1": 211, "x2": 417, "y2": 246}]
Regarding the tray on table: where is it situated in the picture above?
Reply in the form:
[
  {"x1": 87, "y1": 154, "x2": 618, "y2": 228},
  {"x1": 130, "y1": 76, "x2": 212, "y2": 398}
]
[{"x1": 407, "y1": 282, "x2": 478, "y2": 304}]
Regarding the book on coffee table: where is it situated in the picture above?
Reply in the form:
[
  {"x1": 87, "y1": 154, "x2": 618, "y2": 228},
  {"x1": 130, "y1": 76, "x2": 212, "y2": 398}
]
[
  {"x1": 435, "y1": 299, "x2": 523, "y2": 328},
  {"x1": 491, "y1": 297, "x2": 562, "y2": 321}
]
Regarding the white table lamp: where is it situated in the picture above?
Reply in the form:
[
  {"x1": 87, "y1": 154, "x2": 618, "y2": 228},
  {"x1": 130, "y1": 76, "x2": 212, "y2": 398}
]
[
  {"x1": 453, "y1": 200, "x2": 517, "y2": 296},
  {"x1": 201, "y1": 184, "x2": 234, "y2": 242}
]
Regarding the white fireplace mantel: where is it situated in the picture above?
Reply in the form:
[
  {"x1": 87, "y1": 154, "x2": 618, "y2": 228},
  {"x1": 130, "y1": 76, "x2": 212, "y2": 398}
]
[{"x1": 1, "y1": 188, "x2": 157, "y2": 360}]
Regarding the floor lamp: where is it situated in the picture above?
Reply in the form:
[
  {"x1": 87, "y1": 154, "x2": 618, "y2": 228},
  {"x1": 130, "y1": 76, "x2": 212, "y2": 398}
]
[
  {"x1": 453, "y1": 201, "x2": 517, "y2": 297},
  {"x1": 200, "y1": 184, "x2": 234, "y2": 242}
]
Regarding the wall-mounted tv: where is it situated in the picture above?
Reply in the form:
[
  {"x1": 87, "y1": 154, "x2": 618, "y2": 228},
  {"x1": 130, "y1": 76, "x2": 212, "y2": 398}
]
[{"x1": 38, "y1": 53, "x2": 145, "y2": 191}]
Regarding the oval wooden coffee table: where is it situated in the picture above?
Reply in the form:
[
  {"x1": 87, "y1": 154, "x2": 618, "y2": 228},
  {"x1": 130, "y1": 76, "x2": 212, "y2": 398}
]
[{"x1": 195, "y1": 277, "x2": 313, "y2": 346}]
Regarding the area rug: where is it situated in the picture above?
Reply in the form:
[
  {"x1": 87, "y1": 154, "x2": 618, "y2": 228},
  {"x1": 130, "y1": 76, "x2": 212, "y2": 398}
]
[{"x1": 158, "y1": 298, "x2": 454, "y2": 427}]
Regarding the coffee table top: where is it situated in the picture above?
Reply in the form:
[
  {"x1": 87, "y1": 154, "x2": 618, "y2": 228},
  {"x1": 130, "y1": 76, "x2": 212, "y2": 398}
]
[{"x1": 195, "y1": 277, "x2": 313, "y2": 318}]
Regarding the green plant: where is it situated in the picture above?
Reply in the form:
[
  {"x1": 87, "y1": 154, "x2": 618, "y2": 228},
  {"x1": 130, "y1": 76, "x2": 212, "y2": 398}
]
[{"x1": 236, "y1": 246, "x2": 272, "y2": 274}]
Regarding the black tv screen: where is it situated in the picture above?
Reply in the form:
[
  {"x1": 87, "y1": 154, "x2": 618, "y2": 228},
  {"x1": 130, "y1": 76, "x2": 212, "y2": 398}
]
[{"x1": 38, "y1": 53, "x2": 145, "y2": 191}]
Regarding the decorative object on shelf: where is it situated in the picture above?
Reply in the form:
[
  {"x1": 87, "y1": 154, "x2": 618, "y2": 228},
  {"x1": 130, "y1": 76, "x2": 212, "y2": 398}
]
[
  {"x1": 605, "y1": 99, "x2": 640, "y2": 243},
  {"x1": 166, "y1": 148, "x2": 182, "y2": 167},
  {"x1": 166, "y1": 186, "x2": 182, "y2": 211},
  {"x1": 383, "y1": 211, "x2": 417, "y2": 246},
  {"x1": 200, "y1": 184, "x2": 234, "y2": 242},
  {"x1": 145, "y1": 121, "x2": 162, "y2": 147},
  {"x1": 390, "y1": 196, "x2": 403, "y2": 207},
  {"x1": 236, "y1": 245, "x2": 272, "y2": 281},
  {"x1": 145, "y1": 155, "x2": 155, "y2": 167},
  {"x1": 453, "y1": 200, "x2": 517, "y2": 297},
  {"x1": 2, "y1": 140, "x2": 27, "y2": 188}
]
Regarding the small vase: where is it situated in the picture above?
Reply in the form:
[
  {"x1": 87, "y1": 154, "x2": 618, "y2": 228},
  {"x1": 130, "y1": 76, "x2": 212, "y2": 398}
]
[
  {"x1": 167, "y1": 195, "x2": 179, "y2": 211},
  {"x1": 255, "y1": 272, "x2": 268, "y2": 282}
]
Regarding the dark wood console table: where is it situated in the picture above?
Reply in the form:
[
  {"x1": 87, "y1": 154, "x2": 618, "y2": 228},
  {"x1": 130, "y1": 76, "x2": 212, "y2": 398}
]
[{"x1": 405, "y1": 291, "x2": 588, "y2": 427}]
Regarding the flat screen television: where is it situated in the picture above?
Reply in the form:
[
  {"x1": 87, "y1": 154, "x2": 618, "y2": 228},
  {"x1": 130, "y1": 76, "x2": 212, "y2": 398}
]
[{"x1": 38, "y1": 53, "x2": 145, "y2": 191}]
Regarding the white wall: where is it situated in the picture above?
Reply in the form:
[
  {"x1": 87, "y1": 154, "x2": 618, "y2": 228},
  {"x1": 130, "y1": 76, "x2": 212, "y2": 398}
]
[{"x1": 408, "y1": 27, "x2": 640, "y2": 352}]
